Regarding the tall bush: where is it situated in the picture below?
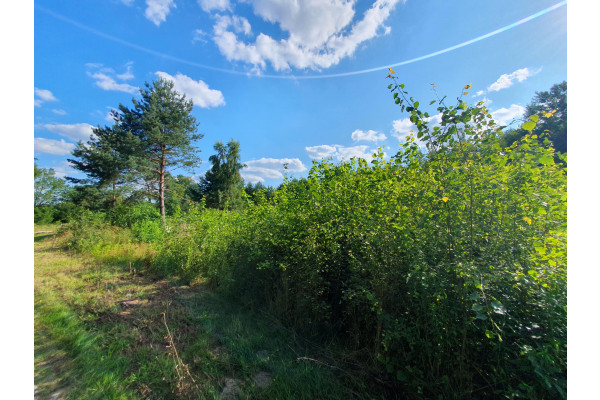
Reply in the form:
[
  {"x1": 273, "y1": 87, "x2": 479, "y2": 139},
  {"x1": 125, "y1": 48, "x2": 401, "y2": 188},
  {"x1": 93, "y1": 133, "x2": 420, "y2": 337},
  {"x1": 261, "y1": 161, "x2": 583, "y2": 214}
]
[{"x1": 143, "y1": 80, "x2": 566, "y2": 398}]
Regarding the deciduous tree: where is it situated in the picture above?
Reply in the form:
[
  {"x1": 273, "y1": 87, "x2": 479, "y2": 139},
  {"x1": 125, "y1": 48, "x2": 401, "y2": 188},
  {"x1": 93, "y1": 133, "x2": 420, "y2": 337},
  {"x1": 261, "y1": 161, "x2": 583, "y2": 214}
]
[{"x1": 202, "y1": 139, "x2": 246, "y2": 210}]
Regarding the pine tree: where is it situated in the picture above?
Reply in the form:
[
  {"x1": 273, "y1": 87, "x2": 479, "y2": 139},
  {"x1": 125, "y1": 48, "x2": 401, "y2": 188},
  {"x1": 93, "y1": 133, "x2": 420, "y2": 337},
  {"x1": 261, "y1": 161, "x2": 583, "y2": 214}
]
[
  {"x1": 118, "y1": 79, "x2": 203, "y2": 218},
  {"x1": 67, "y1": 122, "x2": 138, "y2": 208}
]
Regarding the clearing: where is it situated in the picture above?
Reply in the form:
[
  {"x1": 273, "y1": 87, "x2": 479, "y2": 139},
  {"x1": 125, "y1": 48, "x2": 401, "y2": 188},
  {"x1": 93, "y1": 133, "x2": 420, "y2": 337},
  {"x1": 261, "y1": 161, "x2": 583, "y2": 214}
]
[{"x1": 34, "y1": 229, "x2": 395, "y2": 399}]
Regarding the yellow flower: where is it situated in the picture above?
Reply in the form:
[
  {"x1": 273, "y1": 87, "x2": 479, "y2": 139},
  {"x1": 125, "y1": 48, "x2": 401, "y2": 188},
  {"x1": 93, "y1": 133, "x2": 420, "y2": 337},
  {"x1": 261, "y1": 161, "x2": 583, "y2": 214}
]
[
  {"x1": 464, "y1": 83, "x2": 472, "y2": 90},
  {"x1": 389, "y1": 67, "x2": 395, "y2": 74},
  {"x1": 441, "y1": 197, "x2": 449, "y2": 203},
  {"x1": 523, "y1": 217, "x2": 532, "y2": 225}
]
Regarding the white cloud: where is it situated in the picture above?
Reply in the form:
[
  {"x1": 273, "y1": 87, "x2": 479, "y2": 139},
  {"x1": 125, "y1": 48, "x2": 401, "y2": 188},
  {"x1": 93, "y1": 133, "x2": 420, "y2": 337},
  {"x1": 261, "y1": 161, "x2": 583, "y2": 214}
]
[
  {"x1": 336, "y1": 145, "x2": 373, "y2": 160},
  {"x1": 491, "y1": 104, "x2": 526, "y2": 126},
  {"x1": 120, "y1": 0, "x2": 135, "y2": 5},
  {"x1": 305, "y1": 144, "x2": 338, "y2": 159},
  {"x1": 488, "y1": 68, "x2": 535, "y2": 92},
  {"x1": 198, "y1": 0, "x2": 230, "y2": 13},
  {"x1": 474, "y1": 90, "x2": 485, "y2": 97},
  {"x1": 34, "y1": 138, "x2": 76, "y2": 156},
  {"x1": 34, "y1": 88, "x2": 58, "y2": 107},
  {"x1": 351, "y1": 129, "x2": 386, "y2": 142},
  {"x1": 305, "y1": 144, "x2": 379, "y2": 161},
  {"x1": 392, "y1": 114, "x2": 442, "y2": 149},
  {"x1": 105, "y1": 107, "x2": 119, "y2": 122},
  {"x1": 391, "y1": 118, "x2": 413, "y2": 137},
  {"x1": 242, "y1": 157, "x2": 307, "y2": 182},
  {"x1": 245, "y1": 157, "x2": 307, "y2": 172},
  {"x1": 91, "y1": 73, "x2": 138, "y2": 93},
  {"x1": 40, "y1": 123, "x2": 95, "y2": 142},
  {"x1": 53, "y1": 161, "x2": 79, "y2": 179},
  {"x1": 392, "y1": 113, "x2": 442, "y2": 140},
  {"x1": 193, "y1": 29, "x2": 209, "y2": 44},
  {"x1": 212, "y1": 0, "x2": 403, "y2": 72},
  {"x1": 145, "y1": 0, "x2": 176, "y2": 26},
  {"x1": 250, "y1": 0, "x2": 355, "y2": 48},
  {"x1": 241, "y1": 173, "x2": 267, "y2": 183},
  {"x1": 155, "y1": 71, "x2": 225, "y2": 108},
  {"x1": 116, "y1": 62, "x2": 135, "y2": 80},
  {"x1": 87, "y1": 63, "x2": 138, "y2": 93},
  {"x1": 52, "y1": 109, "x2": 67, "y2": 115}
]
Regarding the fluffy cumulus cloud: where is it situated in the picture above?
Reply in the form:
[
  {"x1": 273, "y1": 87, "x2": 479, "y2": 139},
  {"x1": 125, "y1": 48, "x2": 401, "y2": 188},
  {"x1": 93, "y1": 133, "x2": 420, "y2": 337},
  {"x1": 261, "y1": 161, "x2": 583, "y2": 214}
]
[
  {"x1": 392, "y1": 113, "x2": 442, "y2": 139},
  {"x1": 87, "y1": 63, "x2": 138, "y2": 94},
  {"x1": 155, "y1": 71, "x2": 225, "y2": 108},
  {"x1": 210, "y1": 0, "x2": 403, "y2": 72},
  {"x1": 34, "y1": 138, "x2": 76, "y2": 156},
  {"x1": 392, "y1": 113, "x2": 443, "y2": 148},
  {"x1": 145, "y1": 0, "x2": 176, "y2": 26},
  {"x1": 40, "y1": 123, "x2": 95, "y2": 142},
  {"x1": 241, "y1": 157, "x2": 307, "y2": 182},
  {"x1": 491, "y1": 104, "x2": 526, "y2": 126},
  {"x1": 305, "y1": 144, "x2": 379, "y2": 161},
  {"x1": 34, "y1": 88, "x2": 58, "y2": 107},
  {"x1": 351, "y1": 129, "x2": 386, "y2": 142},
  {"x1": 487, "y1": 68, "x2": 535, "y2": 92},
  {"x1": 305, "y1": 144, "x2": 338, "y2": 159}
]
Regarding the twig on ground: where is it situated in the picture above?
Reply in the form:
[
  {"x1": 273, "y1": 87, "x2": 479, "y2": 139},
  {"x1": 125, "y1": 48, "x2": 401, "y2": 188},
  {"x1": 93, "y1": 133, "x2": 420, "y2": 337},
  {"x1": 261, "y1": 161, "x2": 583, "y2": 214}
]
[{"x1": 162, "y1": 312, "x2": 201, "y2": 394}]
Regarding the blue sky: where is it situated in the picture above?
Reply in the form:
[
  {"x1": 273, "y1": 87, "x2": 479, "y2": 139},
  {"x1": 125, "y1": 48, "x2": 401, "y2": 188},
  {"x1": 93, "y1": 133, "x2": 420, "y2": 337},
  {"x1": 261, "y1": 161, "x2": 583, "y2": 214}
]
[{"x1": 33, "y1": 0, "x2": 567, "y2": 186}]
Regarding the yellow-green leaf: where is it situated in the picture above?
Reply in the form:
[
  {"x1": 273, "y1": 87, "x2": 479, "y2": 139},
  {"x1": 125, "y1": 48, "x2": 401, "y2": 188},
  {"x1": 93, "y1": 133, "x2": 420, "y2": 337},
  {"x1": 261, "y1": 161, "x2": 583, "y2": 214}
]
[{"x1": 522, "y1": 121, "x2": 536, "y2": 131}]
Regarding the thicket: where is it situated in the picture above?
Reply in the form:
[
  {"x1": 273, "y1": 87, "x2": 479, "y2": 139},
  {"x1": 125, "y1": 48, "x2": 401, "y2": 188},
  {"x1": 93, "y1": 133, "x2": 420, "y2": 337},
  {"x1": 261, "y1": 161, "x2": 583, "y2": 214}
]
[{"x1": 59, "y1": 80, "x2": 566, "y2": 399}]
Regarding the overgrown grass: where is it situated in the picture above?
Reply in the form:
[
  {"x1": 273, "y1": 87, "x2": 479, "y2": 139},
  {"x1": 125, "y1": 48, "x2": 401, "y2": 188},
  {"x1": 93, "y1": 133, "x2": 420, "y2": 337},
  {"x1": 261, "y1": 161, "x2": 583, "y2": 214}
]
[{"x1": 35, "y1": 230, "x2": 382, "y2": 399}]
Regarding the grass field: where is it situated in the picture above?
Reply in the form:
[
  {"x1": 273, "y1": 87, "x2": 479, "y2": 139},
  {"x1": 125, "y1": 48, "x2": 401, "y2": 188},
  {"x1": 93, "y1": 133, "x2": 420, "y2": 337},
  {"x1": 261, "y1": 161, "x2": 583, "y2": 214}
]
[{"x1": 34, "y1": 228, "x2": 392, "y2": 399}]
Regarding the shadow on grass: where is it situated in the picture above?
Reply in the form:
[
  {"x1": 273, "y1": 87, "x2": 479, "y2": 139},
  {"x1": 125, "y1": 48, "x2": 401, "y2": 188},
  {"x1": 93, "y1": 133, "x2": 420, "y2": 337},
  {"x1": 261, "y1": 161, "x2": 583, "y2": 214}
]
[
  {"x1": 34, "y1": 233, "x2": 54, "y2": 242},
  {"x1": 34, "y1": 324, "x2": 75, "y2": 399}
]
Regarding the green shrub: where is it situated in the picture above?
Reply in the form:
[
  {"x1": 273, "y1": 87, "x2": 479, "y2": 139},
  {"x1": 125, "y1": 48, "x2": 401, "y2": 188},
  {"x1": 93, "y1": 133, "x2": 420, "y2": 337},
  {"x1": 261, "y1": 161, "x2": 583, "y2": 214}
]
[
  {"x1": 109, "y1": 202, "x2": 161, "y2": 229},
  {"x1": 99, "y1": 82, "x2": 566, "y2": 399},
  {"x1": 64, "y1": 210, "x2": 134, "y2": 254}
]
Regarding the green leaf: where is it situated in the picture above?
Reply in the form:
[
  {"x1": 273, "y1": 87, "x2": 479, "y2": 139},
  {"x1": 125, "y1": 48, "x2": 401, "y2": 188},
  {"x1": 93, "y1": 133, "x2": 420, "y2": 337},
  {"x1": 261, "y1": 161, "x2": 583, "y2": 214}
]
[
  {"x1": 522, "y1": 121, "x2": 536, "y2": 131},
  {"x1": 396, "y1": 370, "x2": 407, "y2": 382},
  {"x1": 530, "y1": 114, "x2": 539, "y2": 122},
  {"x1": 539, "y1": 155, "x2": 553, "y2": 165}
]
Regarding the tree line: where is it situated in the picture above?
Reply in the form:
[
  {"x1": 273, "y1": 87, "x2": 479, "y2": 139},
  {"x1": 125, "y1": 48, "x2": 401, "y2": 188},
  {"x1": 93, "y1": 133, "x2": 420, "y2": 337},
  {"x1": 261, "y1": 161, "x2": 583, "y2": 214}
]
[
  {"x1": 35, "y1": 79, "x2": 566, "y2": 224},
  {"x1": 35, "y1": 78, "x2": 279, "y2": 223}
]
